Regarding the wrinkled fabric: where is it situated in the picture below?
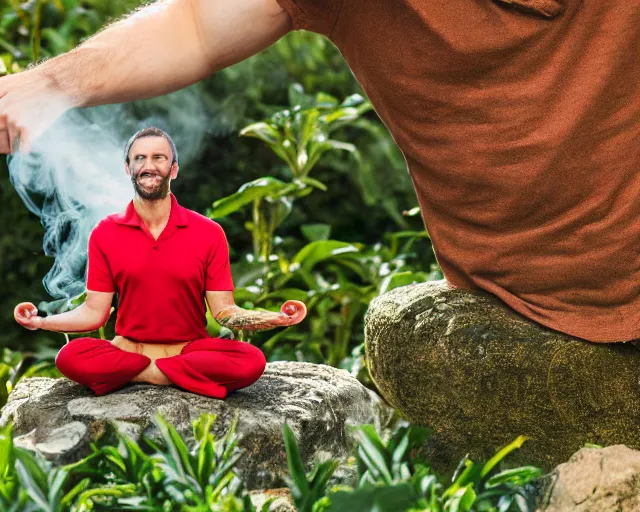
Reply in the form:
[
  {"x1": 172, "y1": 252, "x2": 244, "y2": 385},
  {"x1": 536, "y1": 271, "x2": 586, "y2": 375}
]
[
  {"x1": 276, "y1": 0, "x2": 640, "y2": 342},
  {"x1": 56, "y1": 337, "x2": 266, "y2": 398}
]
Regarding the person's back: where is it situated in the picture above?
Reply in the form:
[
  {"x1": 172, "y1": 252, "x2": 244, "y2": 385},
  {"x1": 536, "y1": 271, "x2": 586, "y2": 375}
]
[{"x1": 276, "y1": 0, "x2": 640, "y2": 342}]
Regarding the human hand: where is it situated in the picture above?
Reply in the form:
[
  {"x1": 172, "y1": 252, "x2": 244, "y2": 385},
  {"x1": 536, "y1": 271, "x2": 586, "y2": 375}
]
[
  {"x1": 279, "y1": 300, "x2": 307, "y2": 326},
  {"x1": 0, "y1": 69, "x2": 75, "y2": 154},
  {"x1": 14, "y1": 302, "x2": 44, "y2": 330}
]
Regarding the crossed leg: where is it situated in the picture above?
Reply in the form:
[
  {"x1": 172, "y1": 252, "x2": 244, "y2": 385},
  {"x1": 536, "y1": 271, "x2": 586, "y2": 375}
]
[{"x1": 55, "y1": 336, "x2": 266, "y2": 399}]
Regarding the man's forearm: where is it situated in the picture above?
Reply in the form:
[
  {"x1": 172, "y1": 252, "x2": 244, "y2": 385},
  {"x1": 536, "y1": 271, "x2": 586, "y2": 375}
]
[
  {"x1": 39, "y1": 303, "x2": 108, "y2": 333},
  {"x1": 38, "y1": 0, "x2": 209, "y2": 107},
  {"x1": 215, "y1": 305, "x2": 289, "y2": 332}
]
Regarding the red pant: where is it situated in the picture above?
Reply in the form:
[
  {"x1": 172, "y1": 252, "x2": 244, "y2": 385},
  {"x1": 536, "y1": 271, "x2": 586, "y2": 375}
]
[{"x1": 55, "y1": 337, "x2": 266, "y2": 399}]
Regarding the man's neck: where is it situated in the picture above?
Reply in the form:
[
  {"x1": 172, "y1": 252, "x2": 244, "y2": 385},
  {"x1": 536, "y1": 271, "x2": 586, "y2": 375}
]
[{"x1": 133, "y1": 194, "x2": 172, "y2": 230}]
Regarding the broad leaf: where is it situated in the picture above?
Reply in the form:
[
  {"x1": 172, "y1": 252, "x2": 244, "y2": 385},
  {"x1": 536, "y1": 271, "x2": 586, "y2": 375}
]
[{"x1": 209, "y1": 177, "x2": 290, "y2": 218}]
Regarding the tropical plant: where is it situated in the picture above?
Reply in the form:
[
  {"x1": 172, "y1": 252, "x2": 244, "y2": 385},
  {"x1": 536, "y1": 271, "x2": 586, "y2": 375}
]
[
  {"x1": 1, "y1": 410, "x2": 543, "y2": 512},
  {"x1": 283, "y1": 422, "x2": 543, "y2": 512},
  {"x1": 0, "y1": 412, "x2": 272, "y2": 511},
  {"x1": 209, "y1": 83, "x2": 372, "y2": 263}
]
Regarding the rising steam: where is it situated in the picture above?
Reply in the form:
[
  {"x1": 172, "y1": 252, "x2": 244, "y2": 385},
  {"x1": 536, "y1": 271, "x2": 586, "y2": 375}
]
[{"x1": 7, "y1": 86, "x2": 208, "y2": 304}]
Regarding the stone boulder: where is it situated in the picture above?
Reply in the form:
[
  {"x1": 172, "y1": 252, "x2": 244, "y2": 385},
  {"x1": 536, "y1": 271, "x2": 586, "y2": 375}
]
[
  {"x1": 365, "y1": 280, "x2": 640, "y2": 470},
  {"x1": 0, "y1": 361, "x2": 393, "y2": 490},
  {"x1": 538, "y1": 445, "x2": 640, "y2": 511}
]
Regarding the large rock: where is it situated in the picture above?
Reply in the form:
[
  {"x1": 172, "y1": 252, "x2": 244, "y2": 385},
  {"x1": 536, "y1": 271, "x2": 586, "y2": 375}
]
[
  {"x1": 0, "y1": 361, "x2": 392, "y2": 490},
  {"x1": 538, "y1": 445, "x2": 640, "y2": 511},
  {"x1": 365, "y1": 280, "x2": 640, "y2": 470}
]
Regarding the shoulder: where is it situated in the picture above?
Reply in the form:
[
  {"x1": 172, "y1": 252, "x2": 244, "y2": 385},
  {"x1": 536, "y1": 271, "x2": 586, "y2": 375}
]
[
  {"x1": 89, "y1": 214, "x2": 121, "y2": 243},
  {"x1": 183, "y1": 208, "x2": 229, "y2": 239}
]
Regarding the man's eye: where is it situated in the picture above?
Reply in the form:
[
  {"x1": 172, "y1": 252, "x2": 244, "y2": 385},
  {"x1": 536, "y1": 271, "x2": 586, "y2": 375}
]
[{"x1": 135, "y1": 156, "x2": 144, "y2": 162}]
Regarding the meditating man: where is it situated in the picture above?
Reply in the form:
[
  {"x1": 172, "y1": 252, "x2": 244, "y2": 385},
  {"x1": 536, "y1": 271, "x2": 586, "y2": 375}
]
[{"x1": 13, "y1": 127, "x2": 307, "y2": 398}]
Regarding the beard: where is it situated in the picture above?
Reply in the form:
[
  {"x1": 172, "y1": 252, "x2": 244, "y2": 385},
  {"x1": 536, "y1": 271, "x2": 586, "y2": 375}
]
[{"x1": 131, "y1": 170, "x2": 171, "y2": 200}]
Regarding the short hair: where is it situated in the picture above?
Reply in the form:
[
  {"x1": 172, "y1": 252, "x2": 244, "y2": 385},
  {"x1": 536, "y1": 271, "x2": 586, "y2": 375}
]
[{"x1": 124, "y1": 127, "x2": 179, "y2": 165}]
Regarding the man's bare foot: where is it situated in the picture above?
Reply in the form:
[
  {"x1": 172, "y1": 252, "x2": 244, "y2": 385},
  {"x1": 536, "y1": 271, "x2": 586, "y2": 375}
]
[{"x1": 131, "y1": 361, "x2": 172, "y2": 386}]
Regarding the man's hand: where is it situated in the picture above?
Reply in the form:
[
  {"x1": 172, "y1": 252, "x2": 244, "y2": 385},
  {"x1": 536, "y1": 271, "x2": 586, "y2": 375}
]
[
  {"x1": 0, "y1": 0, "x2": 292, "y2": 155},
  {"x1": 213, "y1": 300, "x2": 308, "y2": 332},
  {"x1": 14, "y1": 302, "x2": 44, "y2": 330},
  {"x1": 279, "y1": 300, "x2": 307, "y2": 326},
  {"x1": 207, "y1": 291, "x2": 308, "y2": 332},
  {"x1": 0, "y1": 69, "x2": 76, "y2": 154},
  {"x1": 0, "y1": 70, "x2": 75, "y2": 154}
]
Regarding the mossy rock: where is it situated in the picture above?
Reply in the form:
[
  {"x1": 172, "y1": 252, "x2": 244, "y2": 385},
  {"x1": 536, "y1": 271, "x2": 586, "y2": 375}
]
[{"x1": 365, "y1": 280, "x2": 640, "y2": 471}]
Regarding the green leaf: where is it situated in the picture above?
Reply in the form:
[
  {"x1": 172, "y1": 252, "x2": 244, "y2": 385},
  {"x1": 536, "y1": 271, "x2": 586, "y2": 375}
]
[
  {"x1": 239, "y1": 122, "x2": 282, "y2": 145},
  {"x1": 0, "y1": 422, "x2": 14, "y2": 482},
  {"x1": 301, "y1": 224, "x2": 331, "y2": 242},
  {"x1": 379, "y1": 271, "x2": 428, "y2": 295},
  {"x1": 445, "y1": 484, "x2": 476, "y2": 512},
  {"x1": 319, "y1": 107, "x2": 360, "y2": 125},
  {"x1": 443, "y1": 459, "x2": 480, "y2": 500},
  {"x1": 209, "y1": 177, "x2": 290, "y2": 218},
  {"x1": 484, "y1": 466, "x2": 542, "y2": 489},
  {"x1": 326, "y1": 483, "x2": 418, "y2": 512},
  {"x1": 299, "y1": 176, "x2": 328, "y2": 191},
  {"x1": 354, "y1": 425, "x2": 393, "y2": 485},
  {"x1": 153, "y1": 413, "x2": 197, "y2": 485},
  {"x1": 14, "y1": 458, "x2": 50, "y2": 512},
  {"x1": 283, "y1": 423, "x2": 310, "y2": 499},
  {"x1": 260, "y1": 288, "x2": 309, "y2": 303},
  {"x1": 480, "y1": 436, "x2": 529, "y2": 479},
  {"x1": 292, "y1": 240, "x2": 360, "y2": 271}
]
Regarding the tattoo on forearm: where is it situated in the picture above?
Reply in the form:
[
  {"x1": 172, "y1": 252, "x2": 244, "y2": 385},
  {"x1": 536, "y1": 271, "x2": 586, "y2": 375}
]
[{"x1": 214, "y1": 306, "x2": 286, "y2": 332}]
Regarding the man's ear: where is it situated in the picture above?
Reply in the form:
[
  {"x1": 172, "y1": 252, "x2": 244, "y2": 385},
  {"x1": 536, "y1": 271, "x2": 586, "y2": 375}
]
[
  {"x1": 124, "y1": 163, "x2": 131, "y2": 177},
  {"x1": 171, "y1": 162, "x2": 179, "y2": 179}
]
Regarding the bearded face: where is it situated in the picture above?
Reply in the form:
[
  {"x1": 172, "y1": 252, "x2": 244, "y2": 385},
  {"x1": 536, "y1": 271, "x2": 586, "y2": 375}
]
[{"x1": 126, "y1": 136, "x2": 176, "y2": 200}]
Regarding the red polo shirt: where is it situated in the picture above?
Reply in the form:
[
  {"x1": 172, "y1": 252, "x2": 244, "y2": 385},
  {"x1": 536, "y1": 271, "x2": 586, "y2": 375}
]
[{"x1": 86, "y1": 194, "x2": 234, "y2": 343}]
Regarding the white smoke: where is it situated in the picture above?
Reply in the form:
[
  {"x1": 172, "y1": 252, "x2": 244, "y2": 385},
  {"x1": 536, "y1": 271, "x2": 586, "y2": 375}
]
[{"x1": 7, "y1": 86, "x2": 208, "y2": 306}]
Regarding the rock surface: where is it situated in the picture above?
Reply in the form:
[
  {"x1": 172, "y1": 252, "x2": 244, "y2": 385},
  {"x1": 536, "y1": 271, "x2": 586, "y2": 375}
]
[
  {"x1": 0, "y1": 361, "x2": 392, "y2": 490},
  {"x1": 538, "y1": 445, "x2": 640, "y2": 511},
  {"x1": 365, "y1": 280, "x2": 640, "y2": 470}
]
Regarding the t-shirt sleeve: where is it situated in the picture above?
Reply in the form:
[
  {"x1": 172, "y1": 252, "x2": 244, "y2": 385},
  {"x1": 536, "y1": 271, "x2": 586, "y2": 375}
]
[
  {"x1": 86, "y1": 226, "x2": 115, "y2": 293},
  {"x1": 205, "y1": 224, "x2": 235, "y2": 291},
  {"x1": 276, "y1": 0, "x2": 345, "y2": 36}
]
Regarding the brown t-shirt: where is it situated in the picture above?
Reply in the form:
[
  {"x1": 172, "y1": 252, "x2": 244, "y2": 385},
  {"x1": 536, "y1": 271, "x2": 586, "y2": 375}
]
[{"x1": 275, "y1": 0, "x2": 640, "y2": 342}]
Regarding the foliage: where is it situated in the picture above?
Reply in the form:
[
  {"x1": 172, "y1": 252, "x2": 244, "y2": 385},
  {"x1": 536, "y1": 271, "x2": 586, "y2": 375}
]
[
  {"x1": 1, "y1": 0, "x2": 420, "y2": 353},
  {"x1": 284, "y1": 422, "x2": 542, "y2": 512},
  {"x1": 207, "y1": 91, "x2": 438, "y2": 371},
  {"x1": 0, "y1": 347, "x2": 61, "y2": 409},
  {"x1": 0, "y1": 412, "x2": 270, "y2": 511},
  {"x1": 1, "y1": 411, "x2": 542, "y2": 512}
]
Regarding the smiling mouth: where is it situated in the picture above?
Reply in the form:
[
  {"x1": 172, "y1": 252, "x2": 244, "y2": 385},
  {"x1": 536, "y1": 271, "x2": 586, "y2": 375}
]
[{"x1": 138, "y1": 171, "x2": 162, "y2": 182}]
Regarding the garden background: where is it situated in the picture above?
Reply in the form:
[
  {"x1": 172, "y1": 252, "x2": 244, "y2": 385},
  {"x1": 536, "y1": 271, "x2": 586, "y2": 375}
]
[{"x1": 0, "y1": 2, "x2": 541, "y2": 510}]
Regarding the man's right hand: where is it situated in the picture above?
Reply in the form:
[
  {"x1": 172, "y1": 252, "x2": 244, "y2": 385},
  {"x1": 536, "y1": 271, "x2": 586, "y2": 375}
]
[
  {"x1": 0, "y1": 69, "x2": 75, "y2": 154},
  {"x1": 14, "y1": 302, "x2": 44, "y2": 330}
]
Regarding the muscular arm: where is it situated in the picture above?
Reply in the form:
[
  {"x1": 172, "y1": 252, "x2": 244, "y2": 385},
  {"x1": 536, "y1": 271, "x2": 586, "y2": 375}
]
[
  {"x1": 206, "y1": 291, "x2": 306, "y2": 332},
  {"x1": 14, "y1": 291, "x2": 114, "y2": 333},
  {"x1": 0, "y1": 0, "x2": 293, "y2": 152}
]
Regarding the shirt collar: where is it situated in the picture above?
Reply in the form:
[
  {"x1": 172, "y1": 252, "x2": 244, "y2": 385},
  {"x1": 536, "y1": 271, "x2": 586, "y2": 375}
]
[{"x1": 114, "y1": 193, "x2": 189, "y2": 228}]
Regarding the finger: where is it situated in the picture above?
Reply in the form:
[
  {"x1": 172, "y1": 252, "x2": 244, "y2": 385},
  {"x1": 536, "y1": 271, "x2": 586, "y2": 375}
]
[
  {"x1": 0, "y1": 110, "x2": 8, "y2": 154},
  {"x1": 7, "y1": 120, "x2": 18, "y2": 154},
  {"x1": 281, "y1": 300, "x2": 307, "y2": 324},
  {"x1": 0, "y1": 132, "x2": 8, "y2": 153},
  {"x1": 14, "y1": 303, "x2": 28, "y2": 319}
]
